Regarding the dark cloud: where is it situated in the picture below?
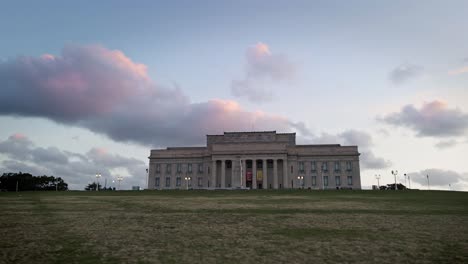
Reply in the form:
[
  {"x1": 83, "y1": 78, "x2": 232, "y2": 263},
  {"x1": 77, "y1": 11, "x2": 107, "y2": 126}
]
[
  {"x1": 407, "y1": 169, "x2": 468, "y2": 188},
  {"x1": 0, "y1": 44, "x2": 305, "y2": 147},
  {"x1": 389, "y1": 63, "x2": 423, "y2": 84},
  {"x1": 380, "y1": 100, "x2": 468, "y2": 137},
  {"x1": 310, "y1": 130, "x2": 391, "y2": 170},
  {"x1": 0, "y1": 134, "x2": 146, "y2": 190},
  {"x1": 231, "y1": 43, "x2": 296, "y2": 102}
]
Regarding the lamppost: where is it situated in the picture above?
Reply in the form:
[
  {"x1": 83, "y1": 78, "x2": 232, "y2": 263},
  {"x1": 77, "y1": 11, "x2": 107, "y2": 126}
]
[
  {"x1": 404, "y1": 173, "x2": 407, "y2": 189},
  {"x1": 95, "y1": 173, "x2": 101, "y2": 191},
  {"x1": 408, "y1": 174, "x2": 411, "y2": 189},
  {"x1": 391, "y1": 170, "x2": 398, "y2": 191},
  {"x1": 297, "y1": 176, "x2": 304, "y2": 189},
  {"x1": 184, "y1": 176, "x2": 191, "y2": 190},
  {"x1": 427, "y1": 174, "x2": 430, "y2": 190},
  {"x1": 375, "y1": 174, "x2": 381, "y2": 189},
  {"x1": 117, "y1": 176, "x2": 123, "y2": 190}
]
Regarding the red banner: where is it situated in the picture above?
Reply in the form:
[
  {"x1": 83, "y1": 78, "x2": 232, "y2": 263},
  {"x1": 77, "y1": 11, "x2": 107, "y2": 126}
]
[{"x1": 246, "y1": 171, "x2": 252, "y2": 181}]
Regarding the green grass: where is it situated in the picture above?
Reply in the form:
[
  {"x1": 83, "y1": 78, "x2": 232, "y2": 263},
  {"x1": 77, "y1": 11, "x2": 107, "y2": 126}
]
[{"x1": 1, "y1": 190, "x2": 467, "y2": 263}]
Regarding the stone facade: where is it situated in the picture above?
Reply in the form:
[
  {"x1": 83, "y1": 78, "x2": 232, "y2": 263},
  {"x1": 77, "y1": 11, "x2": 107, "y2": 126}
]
[{"x1": 147, "y1": 131, "x2": 361, "y2": 190}]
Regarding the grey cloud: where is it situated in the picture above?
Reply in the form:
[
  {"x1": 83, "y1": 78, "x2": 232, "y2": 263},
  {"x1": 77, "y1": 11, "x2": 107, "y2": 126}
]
[
  {"x1": 311, "y1": 130, "x2": 391, "y2": 170},
  {"x1": 407, "y1": 169, "x2": 468, "y2": 188},
  {"x1": 434, "y1": 139, "x2": 458, "y2": 149},
  {"x1": 0, "y1": 134, "x2": 146, "y2": 190},
  {"x1": 231, "y1": 43, "x2": 296, "y2": 102},
  {"x1": 389, "y1": 63, "x2": 423, "y2": 84},
  {"x1": 381, "y1": 100, "x2": 468, "y2": 137},
  {"x1": 0, "y1": 45, "x2": 301, "y2": 147}
]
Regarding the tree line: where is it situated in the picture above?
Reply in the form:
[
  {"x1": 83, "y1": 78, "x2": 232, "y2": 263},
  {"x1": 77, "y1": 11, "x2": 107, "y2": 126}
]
[{"x1": 0, "y1": 172, "x2": 68, "y2": 191}]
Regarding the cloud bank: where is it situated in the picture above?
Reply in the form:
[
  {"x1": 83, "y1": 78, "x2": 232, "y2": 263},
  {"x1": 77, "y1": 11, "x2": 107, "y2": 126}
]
[
  {"x1": 407, "y1": 168, "x2": 468, "y2": 189},
  {"x1": 380, "y1": 100, "x2": 468, "y2": 138},
  {"x1": 0, "y1": 134, "x2": 146, "y2": 190},
  {"x1": 0, "y1": 44, "x2": 303, "y2": 147},
  {"x1": 231, "y1": 43, "x2": 296, "y2": 102}
]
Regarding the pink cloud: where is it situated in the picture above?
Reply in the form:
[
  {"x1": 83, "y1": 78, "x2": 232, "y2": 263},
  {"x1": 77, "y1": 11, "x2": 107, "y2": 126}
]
[{"x1": 0, "y1": 44, "x2": 307, "y2": 146}]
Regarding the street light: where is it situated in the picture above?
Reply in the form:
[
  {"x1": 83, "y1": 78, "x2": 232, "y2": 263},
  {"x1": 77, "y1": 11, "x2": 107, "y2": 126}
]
[
  {"x1": 95, "y1": 173, "x2": 101, "y2": 191},
  {"x1": 427, "y1": 174, "x2": 430, "y2": 190},
  {"x1": 297, "y1": 176, "x2": 304, "y2": 189},
  {"x1": 391, "y1": 170, "x2": 398, "y2": 191},
  {"x1": 117, "y1": 176, "x2": 123, "y2": 190},
  {"x1": 375, "y1": 174, "x2": 381, "y2": 189},
  {"x1": 404, "y1": 173, "x2": 407, "y2": 189},
  {"x1": 184, "y1": 176, "x2": 191, "y2": 190}
]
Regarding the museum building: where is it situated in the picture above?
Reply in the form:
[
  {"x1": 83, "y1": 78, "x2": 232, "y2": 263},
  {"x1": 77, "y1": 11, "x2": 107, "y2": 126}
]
[{"x1": 147, "y1": 131, "x2": 361, "y2": 190}]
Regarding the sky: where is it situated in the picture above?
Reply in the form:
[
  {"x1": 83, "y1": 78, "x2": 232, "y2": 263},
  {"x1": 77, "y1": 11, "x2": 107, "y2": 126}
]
[{"x1": 1, "y1": 0, "x2": 467, "y2": 190}]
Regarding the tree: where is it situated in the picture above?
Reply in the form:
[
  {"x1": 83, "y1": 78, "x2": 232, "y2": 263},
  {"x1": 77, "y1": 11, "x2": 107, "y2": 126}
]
[
  {"x1": 0, "y1": 172, "x2": 68, "y2": 191},
  {"x1": 85, "y1": 182, "x2": 102, "y2": 191}
]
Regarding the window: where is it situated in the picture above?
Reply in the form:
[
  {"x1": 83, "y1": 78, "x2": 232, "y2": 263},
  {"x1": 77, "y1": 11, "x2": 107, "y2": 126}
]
[
  {"x1": 346, "y1": 161, "x2": 352, "y2": 171},
  {"x1": 311, "y1": 161, "x2": 316, "y2": 172},
  {"x1": 324, "y1": 176, "x2": 329, "y2": 186},
  {"x1": 322, "y1": 162, "x2": 328, "y2": 172},
  {"x1": 198, "y1": 177, "x2": 203, "y2": 187},
  {"x1": 155, "y1": 177, "x2": 160, "y2": 187},
  {"x1": 335, "y1": 176, "x2": 341, "y2": 186},
  {"x1": 334, "y1": 161, "x2": 341, "y2": 172},
  {"x1": 165, "y1": 177, "x2": 171, "y2": 187},
  {"x1": 299, "y1": 162, "x2": 304, "y2": 173},
  {"x1": 347, "y1": 176, "x2": 353, "y2": 185},
  {"x1": 188, "y1": 163, "x2": 192, "y2": 173},
  {"x1": 166, "y1": 164, "x2": 171, "y2": 173},
  {"x1": 198, "y1": 163, "x2": 203, "y2": 173},
  {"x1": 176, "y1": 177, "x2": 181, "y2": 187},
  {"x1": 156, "y1": 164, "x2": 160, "y2": 173},
  {"x1": 311, "y1": 176, "x2": 317, "y2": 186},
  {"x1": 177, "y1": 164, "x2": 182, "y2": 173}
]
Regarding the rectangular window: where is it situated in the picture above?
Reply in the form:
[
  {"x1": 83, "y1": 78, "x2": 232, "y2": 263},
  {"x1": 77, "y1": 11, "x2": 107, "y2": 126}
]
[
  {"x1": 322, "y1": 162, "x2": 328, "y2": 172},
  {"x1": 347, "y1": 176, "x2": 353, "y2": 185},
  {"x1": 165, "y1": 177, "x2": 171, "y2": 187},
  {"x1": 335, "y1": 176, "x2": 341, "y2": 186},
  {"x1": 176, "y1": 177, "x2": 181, "y2": 187},
  {"x1": 334, "y1": 161, "x2": 340, "y2": 172},
  {"x1": 311, "y1": 176, "x2": 317, "y2": 186},
  {"x1": 198, "y1": 177, "x2": 203, "y2": 187},
  {"x1": 299, "y1": 162, "x2": 304, "y2": 173},
  {"x1": 346, "y1": 161, "x2": 352, "y2": 171},
  {"x1": 177, "y1": 164, "x2": 182, "y2": 173},
  {"x1": 311, "y1": 161, "x2": 316, "y2": 172},
  {"x1": 156, "y1": 164, "x2": 160, "y2": 173},
  {"x1": 155, "y1": 177, "x2": 160, "y2": 187},
  {"x1": 166, "y1": 164, "x2": 171, "y2": 173},
  {"x1": 324, "y1": 176, "x2": 329, "y2": 186},
  {"x1": 188, "y1": 163, "x2": 192, "y2": 173},
  {"x1": 198, "y1": 163, "x2": 203, "y2": 173}
]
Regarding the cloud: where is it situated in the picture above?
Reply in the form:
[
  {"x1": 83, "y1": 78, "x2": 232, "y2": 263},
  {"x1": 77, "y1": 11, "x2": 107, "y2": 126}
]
[
  {"x1": 407, "y1": 169, "x2": 468, "y2": 188},
  {"x1": 434, "y1": 139, "x2": 458, "y2": 149},
  {"x1": 231, "y1": 42, "x2": 296, "y2": 102},
  {"x1": 0, "y1": 44, "x2": 304, "y2": 147},
  {"x1": 0, "y1": 134, "x2": 146, "y2": 190},
  {"x1": 311, "y1": 130, "x2": 392, "y2": 170},
  {"x1": 380, "y1": 100, "x2": 468, "y2": 137},
  {"x1": 448, "y1": 66, "x2": 468, "y2": 75},
  {"x1": 389, "y1": 63, "x2": 423, "y2": 84}
]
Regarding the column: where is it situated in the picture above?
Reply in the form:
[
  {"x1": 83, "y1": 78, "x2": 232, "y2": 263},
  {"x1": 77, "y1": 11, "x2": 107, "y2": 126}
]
[
  {"x1": 211, "y1": 160, "x2": 216, "y2": 189},
  {"x1": 283, "y1": 158, "x2": 288, "y2": 188},
  {"x1": 252, "y1": 159, "x2": 257, "y2": 189},
  {"x1": 242, "y1": 159, "x2": 246, "y2": 188},
  {"x1": 273, "y1": 159, "x2": 278, "y2": 189},
  {"x1": 221, "y1": 160, "x2": 226, "y2": 188},
  {"x1": 263, "y1": 159, "x2": 268, "y2": 189}
]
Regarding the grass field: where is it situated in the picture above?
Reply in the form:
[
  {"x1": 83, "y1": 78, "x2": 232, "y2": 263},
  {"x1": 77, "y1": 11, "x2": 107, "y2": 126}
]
[{"x1": 1, "y1": 190, "x2": 467, "y2": 264}]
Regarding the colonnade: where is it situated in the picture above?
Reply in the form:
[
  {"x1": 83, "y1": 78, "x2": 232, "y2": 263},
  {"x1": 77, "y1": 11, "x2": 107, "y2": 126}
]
[{"x1": 211, "y1": 158, "x2": 289, "y2": 189}]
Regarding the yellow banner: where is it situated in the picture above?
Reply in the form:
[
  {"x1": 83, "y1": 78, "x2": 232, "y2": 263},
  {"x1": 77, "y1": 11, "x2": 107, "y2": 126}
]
[{"x1": 256, "y1": 170, "x2": 263, "y2": 181}]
